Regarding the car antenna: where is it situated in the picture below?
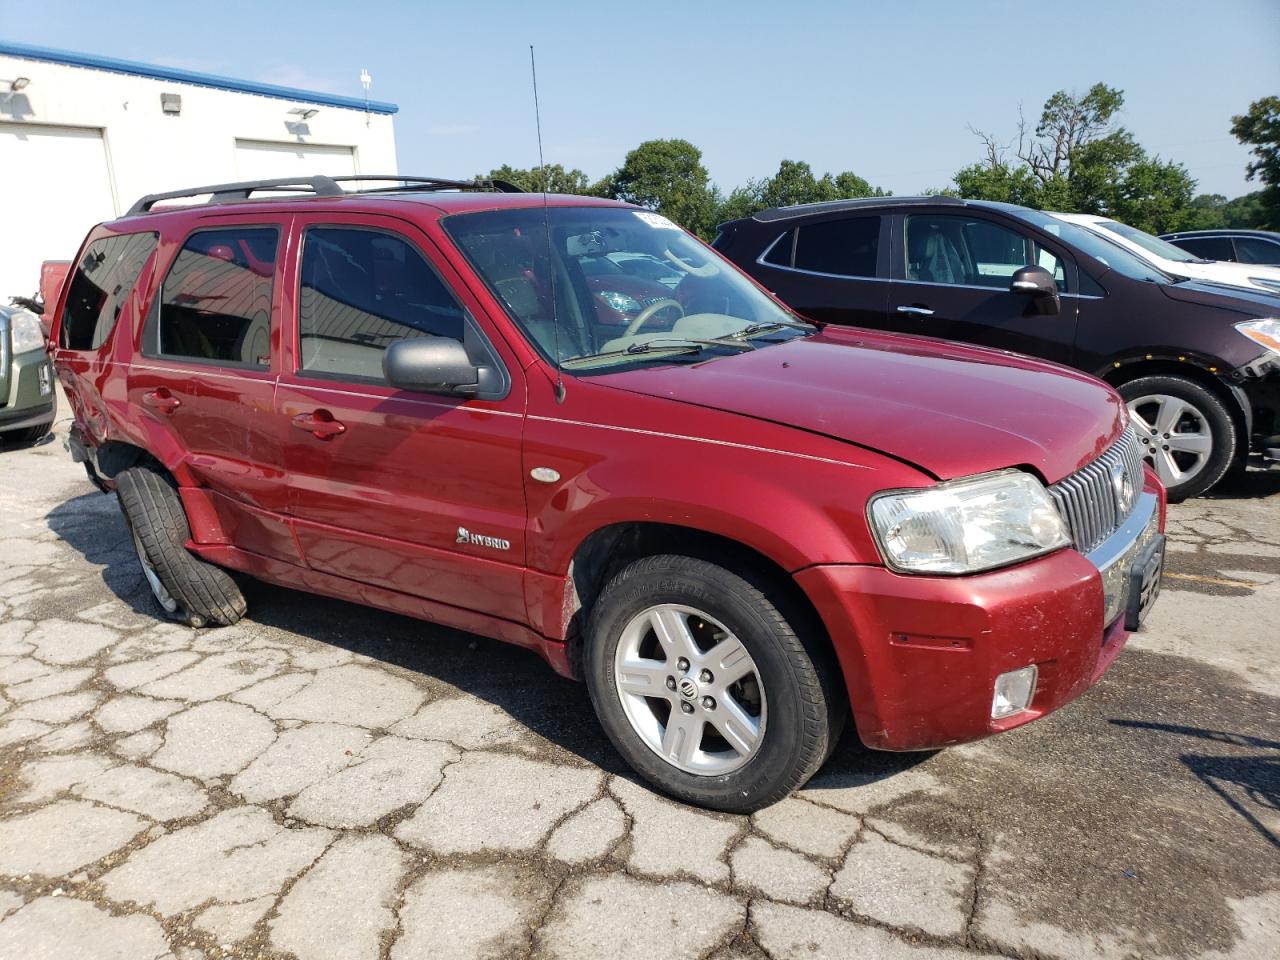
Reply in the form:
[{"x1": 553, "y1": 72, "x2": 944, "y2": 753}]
[{"x1": 530, "y1": 44, "x2": 566, "y2": 404}]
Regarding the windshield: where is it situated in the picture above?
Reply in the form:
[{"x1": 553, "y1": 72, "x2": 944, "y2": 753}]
[
  {"x1": 1009, "y1": 210, "x2": 1175, "y2": 284},
  {"x1": 443, "y1": 206, "x2": 805, "y2": 370},
  {"x1": 1099, "y1": 219, "x2": 1201, "y2": 263}
]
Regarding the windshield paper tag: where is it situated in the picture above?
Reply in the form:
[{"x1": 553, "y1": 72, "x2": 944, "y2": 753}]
[{"x1": 634, "y1": 211, "x2": 679, "y2": 230}]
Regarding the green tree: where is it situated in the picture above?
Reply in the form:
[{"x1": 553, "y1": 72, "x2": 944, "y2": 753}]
[
  {"x1": 476, "y1": 163, "x2": 597, "y2": 195},
  {"x1": 709, "y1": 160, "x2": 886, "y2": 227},
  {"x1": 1230, "y1": 96, "x2": 1280, "y2": 228},
  {"x1": 605, "y1": 139, "x2": 715, "y2": 236},
  {"x1": 954, "y1": 83, "x2": 1202, "y2": 232}
]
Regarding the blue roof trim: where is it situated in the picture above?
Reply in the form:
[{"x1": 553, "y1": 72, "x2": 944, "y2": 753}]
[{"x1": 0, "y1": 41, "x2": 399, "y2": 115}]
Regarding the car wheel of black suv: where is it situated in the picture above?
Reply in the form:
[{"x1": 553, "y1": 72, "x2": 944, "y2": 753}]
[
  {"x1": 584, "y1": 554, "x2": 844, "y2": 813},
  {"x1": 115, "y1": 464, "x2": 247, "y2": 627},
  {"x1": 1119, "y1": 375, "x2": 1237, "y2": 502}
]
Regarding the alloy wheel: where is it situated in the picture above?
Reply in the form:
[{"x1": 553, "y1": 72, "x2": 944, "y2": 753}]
[
  {"x1": 1126, "y1": 393, "x2": 1214, "y2": 488},
  {"x1": 130, "y1": 525, "x2": 180, "y2": 615},
  {"x1": 612, "y1": 603, "x2": 766, "y2": 775}
]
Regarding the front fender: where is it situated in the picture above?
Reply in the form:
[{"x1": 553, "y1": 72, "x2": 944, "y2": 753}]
[{"x1": 524, "y1": 417, "x2": 925, "y2": 578}]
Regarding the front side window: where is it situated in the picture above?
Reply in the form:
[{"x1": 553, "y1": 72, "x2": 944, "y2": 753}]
[
  {"x1": 444, "y1": 206, "x2": 807, "y2": 371},
  {"x1": 157, "y1": 227, "x2": 279, "y2": 366},
  {"x1": 60, "y1": 232, "x2": 158, "y2": 350},
  {"x1": 905, "y1": 215, "x2": 1064, "y2": 290},
  {"x1": 1235, "y1": 236, "x2": 1280, "y2": 265},
  {"x1": 298, "y1": 227, "x2": 466, "y2": 382},
  {"x1": 793, "y1": 217, "x2": 880, "y2": 277}
]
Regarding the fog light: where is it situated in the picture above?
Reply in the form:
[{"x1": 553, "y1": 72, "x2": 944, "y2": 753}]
[{"x1": 992, "y1": 665, "x2": 1037, "y2": 719}]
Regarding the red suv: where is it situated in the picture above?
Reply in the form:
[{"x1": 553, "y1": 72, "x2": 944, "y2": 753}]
[{"x1": 51, "y1": 175, "x2": 1167, "y2": 811}]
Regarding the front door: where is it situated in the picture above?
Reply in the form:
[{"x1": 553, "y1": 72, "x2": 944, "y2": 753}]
[
  {"x1": 275, "y1": 213, "x2": 529, "y2": 624},
  {"x1": 889, "y1": 210, "x2": 1079, "y2": 365}
]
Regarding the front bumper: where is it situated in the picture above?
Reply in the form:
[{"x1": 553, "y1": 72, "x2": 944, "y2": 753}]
[
  {"x1": 1237, "y1": 366, "x2": 1279, "y2": 460},
  {"x1": 797, "y1": 484, "x2": 1165, "y2": 751},
  {"x1": 1, "y1": 347, "x2": 56, "y2": 433}
]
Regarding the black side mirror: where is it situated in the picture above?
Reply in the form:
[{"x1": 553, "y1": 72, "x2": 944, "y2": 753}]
[
  {"x1": 1009, "y1": 265, "x2": 1061, "y2": 316},
  {"x1": 384, "y1": 337, "x2": 484, "y2": 396}
]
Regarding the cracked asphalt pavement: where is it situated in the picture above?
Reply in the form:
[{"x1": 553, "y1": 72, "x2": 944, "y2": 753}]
[{"x1": 1, "y1": 418, "x2": 1277, "y2": 960}]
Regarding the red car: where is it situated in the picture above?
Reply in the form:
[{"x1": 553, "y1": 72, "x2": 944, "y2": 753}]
[{"x1": 51, "y1": 175, "x2": 1167, "y2": 811}]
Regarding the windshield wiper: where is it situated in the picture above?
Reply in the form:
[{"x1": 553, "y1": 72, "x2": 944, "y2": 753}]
[
  {"x1": 561, "y1": 337, "x2": 754, "y2": 368},
  {"x1": 725, "y1": 318, "x2": 816, "y2": 340}
]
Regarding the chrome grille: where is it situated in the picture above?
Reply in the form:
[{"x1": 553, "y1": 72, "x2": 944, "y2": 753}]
[{"x1": 1048, "y1": 427, "x2": 1146, "y2": 554}]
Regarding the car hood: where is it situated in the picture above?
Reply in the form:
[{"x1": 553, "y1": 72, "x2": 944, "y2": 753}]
[
  {"x1": 595, "y1": 327, "x2": 1125, "y2": 483},
  {"x1": 1159, "y1": 278, "x2": 1280, "y2": 313},
  {"x1": 1165, "y1": 258, "x2": 1280, "y2": 289}
]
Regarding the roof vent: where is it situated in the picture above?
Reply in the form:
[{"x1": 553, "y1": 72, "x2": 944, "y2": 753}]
[{"x1": 160, "y1": 92, "x2": 181, "y2": 115}]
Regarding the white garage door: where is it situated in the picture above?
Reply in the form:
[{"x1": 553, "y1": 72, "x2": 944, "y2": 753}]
[
  {"x1": 0, "y1": 123, "x2": 117, "y2": 302},
  {"x1": 234, "y1": 140, "x2": 358, "y2": 182}
]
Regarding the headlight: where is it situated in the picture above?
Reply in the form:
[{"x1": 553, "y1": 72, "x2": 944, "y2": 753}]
[
  {"x1": 1236, "y1": 318, "x2": 1280, "y2": 356},
  {"x1": 9, "y1": 310, "x2": 45, "y2": 355},
  {"x1": 598, "y1": 291, "x2": 642, "y2": 313},
  {"x1": 868, "y1": 470, "x2": 1070, "y2": 575}
]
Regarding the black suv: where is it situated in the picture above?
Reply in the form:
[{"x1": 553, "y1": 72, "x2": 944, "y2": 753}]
[{"x1": 714, "y1": 197, "x2": 1280, "y2": 500}]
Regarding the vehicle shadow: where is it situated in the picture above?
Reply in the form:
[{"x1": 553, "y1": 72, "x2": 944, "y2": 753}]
[
  {"x1": 1109, "y1": 719, "x2": 1279, "y2": 850},
  {"x1": 45, "y1": 489, "x2": 160, "y2": 618},
  {"x1": 45, "y1": 489, "x2": 923, "y2": 787},
  {"x1": 1205, "y1": 466, "x2": 1280, "y2": 501}
]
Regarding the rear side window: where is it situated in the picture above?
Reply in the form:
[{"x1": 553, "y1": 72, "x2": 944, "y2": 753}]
[
  {"x1": 298, "y1": 227, "x2": 466, "y2": 382},
  {"x1": 792, "y1": 217, "x2": 880, "y2": 277},
  {"x1": 156, "y1": 227, "x2": 279, "y2": 367},
  {"x1": 60, "y1": 232, "x2": 158, "y2": 350},
  {"x1": 1172, "y1": 236, "x2": 1234, "y2": 261},
  {"x1": 762, "y1": 230, "x2": 795, "y2": 267},
  {"x1": 1235, "y1": 237, "x2": 1280, "y2": 265}
]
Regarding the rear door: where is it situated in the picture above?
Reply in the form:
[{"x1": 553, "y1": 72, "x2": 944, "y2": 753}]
[
  {"x1": 130, "y1": 215, "x2": 299, "y2": 563},
  {"x1": 274, "y1": 212, "x2": 530, "y2": 624},
  {"x1": 889, "y1": 209, "x2": 1079, "y2": 364},
  {"x1": 746, "y1": 214, "x2": 890, "y2": 328}
]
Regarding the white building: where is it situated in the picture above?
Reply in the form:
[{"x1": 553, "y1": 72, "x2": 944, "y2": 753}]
[{"x1": 0, "y1": 41, "x2": 399, "y2": 302}]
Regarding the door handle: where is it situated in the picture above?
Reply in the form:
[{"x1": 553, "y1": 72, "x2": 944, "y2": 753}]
[
  {"x1": 142, "y1": 389, "x2": 181, "y2": 414},
  {"x1": 896, "y1": 305, "x2": 935, "y2": 317},
  {"x1": 292, "y1": 410, "x2": 346, "y2": 441}
]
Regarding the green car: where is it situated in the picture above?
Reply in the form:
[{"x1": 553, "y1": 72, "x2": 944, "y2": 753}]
[{"x1": 0, "y1": 304, "x2": 56, "y2": 445}]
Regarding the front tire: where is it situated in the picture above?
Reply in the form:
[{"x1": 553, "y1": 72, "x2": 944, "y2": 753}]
[
  {"x1": 1119, "y1": 375, "x2": 1236, "y2": 502},
  {"x1": 584, "y1": 554, "x2": 842, "y2": 812},
  {"x1": 115, "y1": 464, "x2": 246, "y2": 627}
]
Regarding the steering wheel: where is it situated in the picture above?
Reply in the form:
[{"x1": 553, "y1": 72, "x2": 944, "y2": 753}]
[
  {"x1": 624, "y1": 298, "x2": 684, "y2": 337},
  {"x1": 663, "y1": 248, "x2": 720, "y2": 278}
]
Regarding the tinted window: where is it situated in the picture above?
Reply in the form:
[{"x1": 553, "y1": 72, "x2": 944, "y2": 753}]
[
  {"x1": 60, "y1": 233, "x2": 158, "y2": 350},
  {"x1": 1171, "y1": 236, "x2": 1235, "y2": 261},
  {"x1": 905, "y1": 215, "x2": 1064, "y2": 290},
  {"x1": 793, "y1": 217, "x2": 879, "y2": 277},
  {"x1": 1235, "y1": 237, "x2": 1280, "y2": 265},
  {"x1": 299, "y1": 227, "x2": 466, "y2": 381},
  {"x1": 763, "y1": 230, "x2": 794, "y2": 267},
  {"x1": 157, "y1": 227, "x2": 279, "y2": 366}
]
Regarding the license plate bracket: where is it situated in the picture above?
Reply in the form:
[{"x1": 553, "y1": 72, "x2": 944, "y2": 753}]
[{"x1": 1125, "y1": 534, "x2": 1166, "y2": 631}]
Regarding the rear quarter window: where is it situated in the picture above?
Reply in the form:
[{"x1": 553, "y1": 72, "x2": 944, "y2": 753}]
[{"x1": 60, "y1": 232, "x2": 159, "y2": 351}]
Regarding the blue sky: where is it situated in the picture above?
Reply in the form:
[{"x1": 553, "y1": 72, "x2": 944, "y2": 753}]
[{"x1": 4, "y1": 0, "x2": 1278, "y2": 198}]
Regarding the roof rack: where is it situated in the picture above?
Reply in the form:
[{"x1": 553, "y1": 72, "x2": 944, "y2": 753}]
[{"x1": 126, "y1": 174, "x2": 524, "y2": 216}]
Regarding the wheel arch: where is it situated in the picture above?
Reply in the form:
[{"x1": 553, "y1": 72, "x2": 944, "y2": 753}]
[
  {"x1": 1100, "y1": 356, "x2": 1251, "y2": 451},
  {"x1": 557, "y1": 520, "x2": 835, "y2": 683}
]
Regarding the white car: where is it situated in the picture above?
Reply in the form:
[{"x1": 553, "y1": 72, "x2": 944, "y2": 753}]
[{"x1": 1051, "y1": 213, "x2": 1280, "y2": 295}]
